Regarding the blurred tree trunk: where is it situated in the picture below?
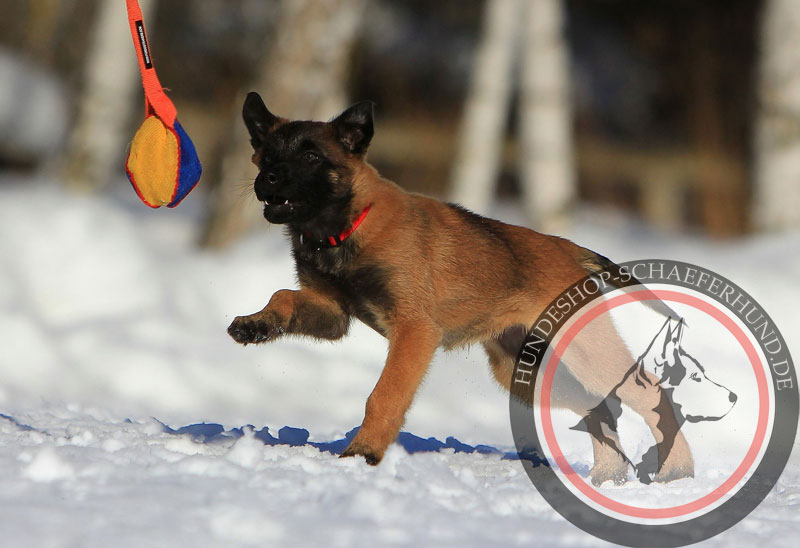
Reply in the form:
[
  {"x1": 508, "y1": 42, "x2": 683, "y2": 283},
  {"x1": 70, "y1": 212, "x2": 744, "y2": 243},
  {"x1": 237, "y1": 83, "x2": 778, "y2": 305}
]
[
  {"x1": 63, "y1": 0, "x2": 156, "y2": 192},
  {"x1": 753, "y1": 0, "x2": 800, "y2": 230},
  {"x1": 450, "y1": 0, "x2": 522, "y2": 214},
  {"x1": 26, "y1": 0, "x2": 61, "y2": 65},
  {"x1": 518, "y1": 0, "x2": 574, "y2": 231},
  {"x1": 691, "y1": 8, "x2": 732, "y2": 235},
  {"x1": 200, "y1": 0, "x2": 365, "y2": 249}
]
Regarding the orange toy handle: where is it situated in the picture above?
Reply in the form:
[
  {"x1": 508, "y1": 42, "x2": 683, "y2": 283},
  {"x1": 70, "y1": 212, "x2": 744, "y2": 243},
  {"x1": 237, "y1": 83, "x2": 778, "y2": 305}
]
[{"x1": 125, "y1": 0, "x2": 177, "y2": 125}]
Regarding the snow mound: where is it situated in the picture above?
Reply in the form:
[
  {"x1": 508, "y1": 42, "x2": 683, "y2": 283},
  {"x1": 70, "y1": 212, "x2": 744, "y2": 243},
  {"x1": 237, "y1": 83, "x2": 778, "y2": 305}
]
[{"x1": 0, "y1": 177, "x2": 798, "y2": 546}]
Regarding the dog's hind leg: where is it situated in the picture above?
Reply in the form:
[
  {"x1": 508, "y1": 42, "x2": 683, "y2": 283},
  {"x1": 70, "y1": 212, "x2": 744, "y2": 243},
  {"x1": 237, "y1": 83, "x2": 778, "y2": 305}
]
[
  {"x1": 483, "y1": 325, "x2": 527, "y2": 390},
  {"x1": 615, "y1": 377, "x2": 694, "y2": 483},
  {"x1": 563, "y1": 313, "x2": 695, "y2": 483},
  {"x1": 556, "y1": 368, "x2": 630, "y2": 485},
  {"x1": 483, "y1": 329, "x2": 629, "y2": 485}
]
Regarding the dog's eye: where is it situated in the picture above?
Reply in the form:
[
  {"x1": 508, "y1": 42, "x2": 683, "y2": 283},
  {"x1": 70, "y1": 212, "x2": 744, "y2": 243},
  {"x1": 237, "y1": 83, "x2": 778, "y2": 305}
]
[
  {"x1": 690, "y1": 372, "x2": 701, "y2": 382},
  {"x1": 302, "y1": 151, "x2": 320, "y2": 164}
]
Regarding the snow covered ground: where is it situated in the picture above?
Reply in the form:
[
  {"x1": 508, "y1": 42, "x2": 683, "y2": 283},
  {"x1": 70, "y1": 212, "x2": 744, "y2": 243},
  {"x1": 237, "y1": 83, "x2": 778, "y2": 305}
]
[{"x1": 0, "y1": 175, "x2": 798, "y2": 547}]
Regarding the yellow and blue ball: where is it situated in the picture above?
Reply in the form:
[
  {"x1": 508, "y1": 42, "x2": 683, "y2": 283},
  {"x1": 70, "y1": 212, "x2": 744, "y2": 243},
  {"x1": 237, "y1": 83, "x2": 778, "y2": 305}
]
[{"x1": 125, "y1": 115, "x2": 202, "y2": 208}]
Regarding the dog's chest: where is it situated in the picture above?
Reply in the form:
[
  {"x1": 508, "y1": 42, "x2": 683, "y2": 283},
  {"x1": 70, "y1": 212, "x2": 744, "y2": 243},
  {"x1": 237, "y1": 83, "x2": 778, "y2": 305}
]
[
  {"x1": 298, "y1": 251, "x2": 395, "y2": 335},
  {"x1": 295, "y1": 244, "x2": 355, "y2": 274},
  {"x1": 333, "y1": 265, "x2": 394, "y2": 333}
]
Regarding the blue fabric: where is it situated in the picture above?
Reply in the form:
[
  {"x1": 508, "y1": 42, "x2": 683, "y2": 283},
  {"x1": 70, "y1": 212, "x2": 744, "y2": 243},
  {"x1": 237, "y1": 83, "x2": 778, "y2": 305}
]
[{"x1": 169, "y1": 119, "x2": 202, "y2": 208}]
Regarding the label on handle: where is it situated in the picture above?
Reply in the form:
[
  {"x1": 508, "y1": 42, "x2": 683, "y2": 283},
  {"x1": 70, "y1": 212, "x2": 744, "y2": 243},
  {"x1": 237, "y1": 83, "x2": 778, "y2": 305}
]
[{"x1": 134, "y1": 20, "x2": 152, "y2": 69}]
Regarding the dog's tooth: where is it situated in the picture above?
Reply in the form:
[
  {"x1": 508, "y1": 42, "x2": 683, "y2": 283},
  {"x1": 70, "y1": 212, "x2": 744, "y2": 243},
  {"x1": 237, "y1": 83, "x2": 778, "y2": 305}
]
[
  {"x1": 299, "y1": 232, "x2": 305, "y2": 245},
  {"x1": 284, "y1": 199, "x2": 289, "y2": 205}
]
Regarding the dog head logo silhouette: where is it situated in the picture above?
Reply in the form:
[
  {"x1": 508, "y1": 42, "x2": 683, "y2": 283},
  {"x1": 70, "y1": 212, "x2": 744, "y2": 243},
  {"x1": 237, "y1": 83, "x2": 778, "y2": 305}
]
[
  {"x1": 641, "y1": 317, "x2": 738, "y2": 421},
  {"x1": 572, "y1": 317, "x2": 737, "y2": 484}
]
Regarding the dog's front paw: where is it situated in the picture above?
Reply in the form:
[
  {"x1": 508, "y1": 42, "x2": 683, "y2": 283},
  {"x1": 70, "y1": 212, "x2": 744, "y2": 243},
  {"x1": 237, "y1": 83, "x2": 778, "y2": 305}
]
[
  {"x1": 227, "y1": 312, "x2": 285, "y2": 345},
  {"x1": 340, "y1": 441, "x2": 382, "y2": 466}
]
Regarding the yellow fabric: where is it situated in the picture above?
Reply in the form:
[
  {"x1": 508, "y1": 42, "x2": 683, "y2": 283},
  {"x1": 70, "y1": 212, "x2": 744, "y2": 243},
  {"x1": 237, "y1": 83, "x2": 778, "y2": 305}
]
[{"x1": 126, "y1": 116, "x2": 179, "y2": 207}]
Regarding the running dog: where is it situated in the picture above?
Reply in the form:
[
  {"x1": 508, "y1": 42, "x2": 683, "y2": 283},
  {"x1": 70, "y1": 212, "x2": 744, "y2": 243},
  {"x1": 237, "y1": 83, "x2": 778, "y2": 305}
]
[{"x1": 228, "y1": 92, "x2": 695, "y2": 480}]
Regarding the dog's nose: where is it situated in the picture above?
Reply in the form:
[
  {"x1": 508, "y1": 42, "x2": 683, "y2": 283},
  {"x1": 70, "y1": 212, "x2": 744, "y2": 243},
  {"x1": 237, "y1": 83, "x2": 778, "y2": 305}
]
[
  {"x1": 729, "y1": 392, "x2": 738, "y2": 403},
  {"x1": 266, "y1": 172, "x2": 278, "y2": 184},
  {"x1": 254, "y1": 171, "x2": 275, "y2": 201}
]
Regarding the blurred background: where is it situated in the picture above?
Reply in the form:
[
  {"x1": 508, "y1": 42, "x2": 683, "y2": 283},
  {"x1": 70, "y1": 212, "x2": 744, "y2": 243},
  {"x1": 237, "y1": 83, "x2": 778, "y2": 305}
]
[
  {"x1": 2, "y1": 0, "x2": 798, "y2": 244},
  {"x1": 0, "y1": 0, "x2": 799, "y2": 440},
  {"x1": 2, "y1": 6, "x2": 799, "y2": 544}
]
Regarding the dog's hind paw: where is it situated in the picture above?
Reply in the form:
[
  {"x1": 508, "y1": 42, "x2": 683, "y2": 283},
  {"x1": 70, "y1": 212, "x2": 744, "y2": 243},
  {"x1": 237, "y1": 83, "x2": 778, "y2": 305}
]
[
  {"x1": 590, "y1": 464, "x2": 629, "y2": 486},
  {"x1": 654, "y1": 465, "x2": 694, "y2": 483}
]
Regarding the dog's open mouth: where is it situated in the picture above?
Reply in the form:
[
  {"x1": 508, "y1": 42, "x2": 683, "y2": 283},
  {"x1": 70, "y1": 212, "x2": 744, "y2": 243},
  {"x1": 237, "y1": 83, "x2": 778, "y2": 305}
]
[
  {"x1": 261, "y1": 194, "x2": 303, "y2": 223},
  {"x1": 263, "y1": 194, "x2": 295, "y2": 207},
  {"x1": 262, "y1": 194, "x2": 303, "y2": 213}
]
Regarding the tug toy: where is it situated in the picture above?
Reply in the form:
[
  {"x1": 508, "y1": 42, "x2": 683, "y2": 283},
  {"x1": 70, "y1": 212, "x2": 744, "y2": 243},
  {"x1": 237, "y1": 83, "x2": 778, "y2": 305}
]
[{"x1": 124, "y1": 0, "x2": 201, "y2": 208}]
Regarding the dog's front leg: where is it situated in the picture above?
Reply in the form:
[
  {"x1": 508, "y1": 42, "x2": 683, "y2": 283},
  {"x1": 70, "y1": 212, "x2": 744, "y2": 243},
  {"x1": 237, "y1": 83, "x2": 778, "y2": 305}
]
[
  {"x1": 341, "y1": 322, "x2": 441, "y2": 465},
  {"x1": 228, "y1": 288, "x2": 349, "y2": 345}
]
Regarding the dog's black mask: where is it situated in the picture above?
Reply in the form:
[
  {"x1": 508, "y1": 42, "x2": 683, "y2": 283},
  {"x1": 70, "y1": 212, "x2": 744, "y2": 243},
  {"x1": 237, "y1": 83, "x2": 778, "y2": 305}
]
[{"x1": 242, "y1": 92, "x2": 373, "y2": 231}]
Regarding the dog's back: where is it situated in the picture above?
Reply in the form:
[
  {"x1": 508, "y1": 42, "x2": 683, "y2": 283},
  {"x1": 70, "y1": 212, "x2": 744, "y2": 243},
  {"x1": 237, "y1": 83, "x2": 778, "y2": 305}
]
[{"x1": 349, "y1": 176, "x2": 595, "y2": 347}]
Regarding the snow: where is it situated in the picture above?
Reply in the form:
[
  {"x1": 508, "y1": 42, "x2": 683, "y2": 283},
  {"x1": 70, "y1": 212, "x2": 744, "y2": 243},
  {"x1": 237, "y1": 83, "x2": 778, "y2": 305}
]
[{"x1": 0, "y1": 175, "x2": 798, "y2": 546}]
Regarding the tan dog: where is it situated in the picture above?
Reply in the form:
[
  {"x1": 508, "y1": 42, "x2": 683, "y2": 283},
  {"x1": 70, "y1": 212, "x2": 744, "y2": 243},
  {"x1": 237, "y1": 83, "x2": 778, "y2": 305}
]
[{"x1": 228, "y1": 92, "x2": 694, "y2": 481}]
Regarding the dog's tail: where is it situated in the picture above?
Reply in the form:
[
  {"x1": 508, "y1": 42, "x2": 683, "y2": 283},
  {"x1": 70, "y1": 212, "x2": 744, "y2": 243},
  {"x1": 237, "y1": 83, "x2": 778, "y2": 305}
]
[{"x1": 577, "y1": 249, "x2": 680, "y2": 320}]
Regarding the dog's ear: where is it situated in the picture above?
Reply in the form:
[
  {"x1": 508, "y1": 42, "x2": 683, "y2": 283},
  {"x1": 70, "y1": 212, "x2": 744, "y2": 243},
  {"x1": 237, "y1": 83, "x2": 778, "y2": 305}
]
[
  {"x1": 669, "y1": 318, "x2": 685, "y2": 346},
  {"x1": 242, "y1": 92, "x2": 280, "y2": 149},
  {"x1": 639, "y1": 317, "x2": 677, "y2": 375},
  {"x1": 662, "y1": 318, "x2": 685, "y2": 365},
  {"x1": 331, "y1": 101, "x2": 374, "y2": 155}
]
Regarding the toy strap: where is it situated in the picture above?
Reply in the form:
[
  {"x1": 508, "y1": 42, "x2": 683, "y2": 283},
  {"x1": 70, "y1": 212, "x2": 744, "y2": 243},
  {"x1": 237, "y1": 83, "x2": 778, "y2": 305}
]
[{"x1": 125, "y1": 0, "x2": 177, "y2": 126}]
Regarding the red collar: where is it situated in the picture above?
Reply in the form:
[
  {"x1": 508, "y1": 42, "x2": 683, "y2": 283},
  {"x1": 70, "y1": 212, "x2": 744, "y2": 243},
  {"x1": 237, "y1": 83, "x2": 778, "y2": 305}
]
[{"x1": 301, "y1": 203, "x2": 372, "y2": 248}]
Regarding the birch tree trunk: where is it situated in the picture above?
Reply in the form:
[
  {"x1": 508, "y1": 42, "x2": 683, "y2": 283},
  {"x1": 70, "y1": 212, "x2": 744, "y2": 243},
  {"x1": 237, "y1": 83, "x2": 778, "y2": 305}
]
[
  {"x1": 26, "y1": 0, "x2": 61, "y2": 65},
  {"x1": 753, "y1": 0, "x2": 800, "y2": 230},
  {"x1": 63, "y1": 0, "x2": 156, "y2": 191},
  {"x1": 450, "y1": 0, "x2": 522, "y2": 214},
  {"x1": 518, "y1": 0, "x2": 575, "y2": 231},
  {"x1": 201, "y1": 0, "x2": 365, "y2": 249}
]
